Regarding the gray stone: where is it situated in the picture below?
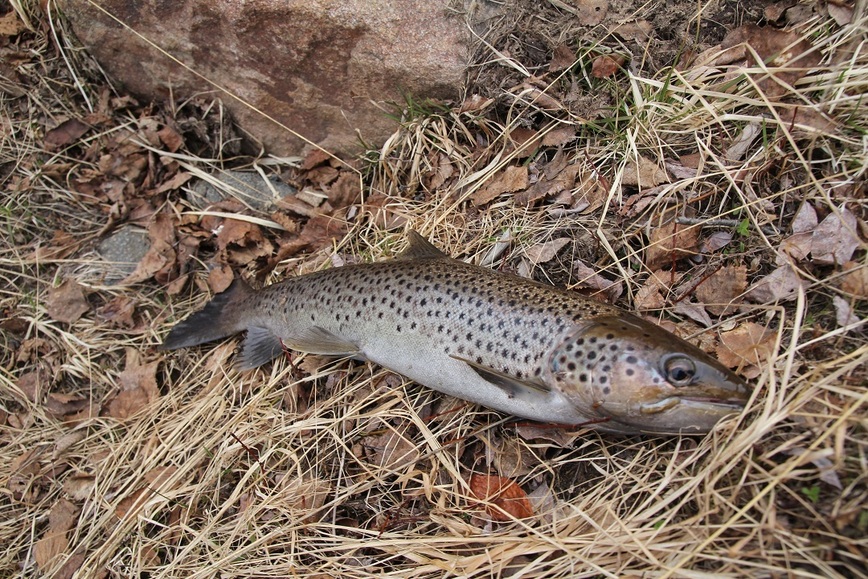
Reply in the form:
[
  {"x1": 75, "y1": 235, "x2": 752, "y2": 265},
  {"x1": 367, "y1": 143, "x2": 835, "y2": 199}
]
[
  {"x1": 59, "y1": 0, "x2": 470, "y2": 156},
  {"x1": 187, "y1": 170, "x2": 296, "y2": 211},
  {"x1": 96, "y1": 226, "x2": 150, "y2": 284}
]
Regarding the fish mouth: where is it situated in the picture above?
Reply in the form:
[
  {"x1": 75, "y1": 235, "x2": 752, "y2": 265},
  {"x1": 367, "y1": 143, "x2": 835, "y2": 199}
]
[{"x1": 640, "y1": 396, "x2": 747, "y2": 415}]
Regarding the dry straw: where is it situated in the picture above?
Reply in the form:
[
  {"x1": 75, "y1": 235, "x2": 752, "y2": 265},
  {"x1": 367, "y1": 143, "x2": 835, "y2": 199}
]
[{"x1": 1, "y1": 1, "x2": 865, "y2": 578}]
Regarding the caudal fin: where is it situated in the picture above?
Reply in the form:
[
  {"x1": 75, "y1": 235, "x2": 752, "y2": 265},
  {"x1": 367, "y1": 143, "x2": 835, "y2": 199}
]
[{"x1": 160, "y1": 278, "x2": 255, "y2": 350}]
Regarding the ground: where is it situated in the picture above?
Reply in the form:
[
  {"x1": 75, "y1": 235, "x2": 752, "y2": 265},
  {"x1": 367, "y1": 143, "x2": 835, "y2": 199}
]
[{"x1": 0, "y1": 0, "x2": 866, "y2": 577}]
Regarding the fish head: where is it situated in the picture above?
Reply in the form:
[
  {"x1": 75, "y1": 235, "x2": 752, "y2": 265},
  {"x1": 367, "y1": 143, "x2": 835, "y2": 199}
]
[{"x1": 546, "y1": 315, "x2": 750, "y2": 434}]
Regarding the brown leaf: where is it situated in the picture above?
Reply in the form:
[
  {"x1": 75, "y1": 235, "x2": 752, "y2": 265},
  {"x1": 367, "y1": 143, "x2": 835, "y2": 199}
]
[
  {"x1": 838, "y1": 261, "x2": 868, "y2": 299},
  {"x1": 540, "y1": 125, "x2": 577, "y2": 147},
  {"x1": 572, "y1": 260, "x2": 623, "y2": 302},
  {"x1": 572, "y1": 0, "x2": 608, "y2": 25},
  {"x1": 695, "y1": 265, "x2": 747, "y2": 315},
  {"x1": 157, "y1": 125, "x2": 184, "y2": 152},
  {"x1": 645, "y1": 220, "x2": 700, "y2": 269},
  {"x1": 154, "y1": 171, "x2": 193, "y2": 194},
  {"x1": 471, "y1": 166, "x2": 531, "y2": 206},
  {"x1": 507, "y1": 127, "x2": 542, "y2": 159},
  {"x1": 301, "y1": 148, "x2": 332, "y2": 171},
  {"x1": 123, "y1": 212, "x2": 177, "y2": 284},
  {"x1": 34, "y1": 499, "x2": 78, "y2": 572},
  {"x1": 44, "y1": 392, "x2": 90, "y2": 417},
  {"x1": 591, "y1": 54, "x2": 626, "y2": 78},
  {"x1": 97, "y1": 295, "x2": 137, "y2": 328},
  {"x1": 106, "y1": 350, "x2": 159, "y2": 420},
  {"x1": 832, "y1": 296, "x2": 859, "y2": 328},
  {"x1": 716, "y1": 322, "x2": 776, "y2": 371},
  {"x1": 700, "y1": 231, "x2": 733, "y2": 254},
  {"x1": 45, "y1": 279, "x2": 90, "y2": 324},
  {"x1": 621, "y1": 156, "x2": 669, "y2": 188},
  {"x1": 746, "y1": 265, "x2": 804, "y2": 303},
  {"x1": 207, "y1": 263, "x2": 235, "y2": 293},
  {"x1": 811, "y1": 207, "x2": 862, "y2": 265},
  {"x1": 327, "y1": 171, "x2": 362, "y2": 208},
  {"x1": 469, "y1": 474, "x2": 534, "y2": 521},
  {"x1": 720, "y1": 25, "x2": 820, "y2": 99},
  {"x1": 16, "y1": 370, "x2": 41, "y2": 403},
  {"x1": 0, "y1": 10, "x2": 27, "y2": 36},
  {"x1": 524, "y1": 238, "x2": 570, "y2": 265},
  {"x1": 44, "y1": 119, "x2": 90, "y2": 150},
  {"x1": 549, "y1": 43, "x2": 575, "y2": 72},
  {"x1": 362, "y1": 421, "x2": 420, "y2": 470}
]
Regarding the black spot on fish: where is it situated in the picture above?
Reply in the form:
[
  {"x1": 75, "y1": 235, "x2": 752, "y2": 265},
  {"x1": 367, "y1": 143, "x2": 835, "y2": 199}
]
[
  {"x1": 579, "y1": 373, "x2": 588, "y2": 382},
  {"x1": 626, "y1": 368, "x2": 635, "y2": 376}
]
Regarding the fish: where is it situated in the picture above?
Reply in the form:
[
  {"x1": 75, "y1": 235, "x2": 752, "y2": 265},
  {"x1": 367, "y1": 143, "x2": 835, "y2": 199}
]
[{"x1": 160, "y1": 231, "x2": 750, "y2": 435}]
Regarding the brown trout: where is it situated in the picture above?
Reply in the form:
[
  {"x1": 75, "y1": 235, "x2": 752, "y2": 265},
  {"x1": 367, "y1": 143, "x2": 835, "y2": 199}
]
[{"x1": 161, "y1": 232, "x2": 749, "y2": 434}]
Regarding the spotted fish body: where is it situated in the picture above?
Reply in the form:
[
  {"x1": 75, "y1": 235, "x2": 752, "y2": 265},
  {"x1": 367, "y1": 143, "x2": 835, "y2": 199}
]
[{"x1": 162, "y1": 232, "x2": 749, "y2": 434}]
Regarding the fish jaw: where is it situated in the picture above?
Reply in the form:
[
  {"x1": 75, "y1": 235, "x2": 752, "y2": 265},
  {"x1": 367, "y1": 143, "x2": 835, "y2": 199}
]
[{"x1": 545, "y1": 316, "x2": 751, "y2": 435}]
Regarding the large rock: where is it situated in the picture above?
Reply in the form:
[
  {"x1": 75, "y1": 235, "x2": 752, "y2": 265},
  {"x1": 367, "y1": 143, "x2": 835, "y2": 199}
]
[{"x1": 60, "y1": 0, "x2": 469, "y2": 156}]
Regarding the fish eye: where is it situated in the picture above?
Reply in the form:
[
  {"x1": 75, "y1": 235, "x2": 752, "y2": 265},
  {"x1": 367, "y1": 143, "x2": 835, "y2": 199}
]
[{"x1": 663, "y1": 355, "x2": 696, "y2": 386}]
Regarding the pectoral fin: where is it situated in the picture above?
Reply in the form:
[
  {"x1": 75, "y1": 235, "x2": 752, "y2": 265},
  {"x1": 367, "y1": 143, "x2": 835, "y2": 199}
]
[
  {"x1": 281, "y1": 326, "x2": 361, "y2": 357},
  {"x1": 241, "y1": 326, "x2": 285, "y2": 370},
  {"x1": 450, "y1": 355, "x2": 550, "y2": 400}
]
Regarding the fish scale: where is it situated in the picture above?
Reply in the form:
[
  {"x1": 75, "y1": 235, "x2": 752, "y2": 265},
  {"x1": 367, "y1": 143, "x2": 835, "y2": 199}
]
[{"x1": 162, "y1": 231, "x2": 750, "y2": 435}]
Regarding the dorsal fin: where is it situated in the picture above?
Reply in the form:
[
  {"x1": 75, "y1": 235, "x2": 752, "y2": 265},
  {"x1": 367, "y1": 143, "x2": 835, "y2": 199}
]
[{"x1": 397, "y1": 231, "x2": 448, "y2": 260}]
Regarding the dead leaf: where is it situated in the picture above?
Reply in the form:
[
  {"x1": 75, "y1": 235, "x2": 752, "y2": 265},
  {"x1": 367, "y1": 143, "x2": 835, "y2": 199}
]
[
  {"x1": 571, "y1": 0, "x2": 607, "y2": 25},
  {"x1": 44, "y1": 392, "x2": 90, "y2": 417},
  {"x1": 516, "y1": 159, "x2": 581, "y2": 205},
  {"x1": 621, "y1": 156, "x2": 669, "y2": 188},
  {"x1": 716, "y1": 322, "x2": 776, "y2": 374},
  {"x1": 811, "y1": 207, "x2": 862, "y2": 265},
  {"x1": 472, "y1": 165, "x2": 529, "y2": 206},
  {"x1": 591, "y1": 54, "x2": 626, "y2": 78},
  {"x1": 549, "y1": 43, "x2": 575, "y2": 72},
  {"x1": 792, "y1": 202, "x2": 819, "y2": 233},
  {"x1": 15, "y1": 370, "x2": 41, "y2": 403},
  {"x1": 301, "y1": 148, "x2": 331, "y2": 171},
  {"x1": 123, "y1": 212, "x2": 177, "y2": 284},
  {"x1": 540, "y1": 125, "x2": 577, "y2": 147},
  {"x1": 34, "y1": 499, "x2": 78, "y2": 572},
  {"x1": 725, "y1": 121, "x2": 761, "y2": 162},
  {"x1": 115, "y1": 466, "x2": 178, "y2": 519},
  {"x1": 838, "y1": 261, "x2": 868, "y2": 299},
  {"x1": 635, "y1": 275, "x2": 666, "y2": 310},
  {"x1": 720, "y1": 25, "x2": 821, "y2": 99},
  {"x1": 612, "y1": 20, "x2": 652, "y2": 43},
  {"x1": 207, "y1": 263, "x2": 235, "y2": 293},
  {"x1": 362, "y1": 421, "x2": 419, "y2": 470},
  {"x1": 45, "y1": 279, "x2": 90, "y2": 324},
  {"x1": 524, "y1": 238, "x2": 570, "y2": 265},
  {"x1": 572, "y1": 260, "x2": 623, "y2": 302},
  {"x1": 96, "y1": 295, "x2": 137, "y2": 328},
  {"x1": 507, "y1": 127, "x2": 542, "y2": 158},
  {"x1": 0, "y1": 10, "x2": 27, "y2": 36},
  {"x1": 832, "y1": 296, "x2": 859, "y2": 328},
  {"x1": 673, "y1": 300, "x2": 713, "y2": 328},
  {"x1": 746, "y1": 265, "x2": 804, "y2": 303},
  {"x1": 827, "y1": 2, "x2": 853, "y2": 26},
  {"x1": 327, "y1": 171, "x2": 362, "y2": 208},
  {"x1": 156, "y1": 125, "x2": 184, "y2": 152},
  {"x1": 424, "y1": 152, "x2": 454, "y2": 191},
  {"x1": 700, "y1": 231, "x2": 733, "y2": 254},
  {"x1": 63, "y1": 475, "x2": 96, "y2": 501},
  {"x1": 645, "y1": 220, "x2": 700, "y2": 269},
  {"x1": 695, "y1": 265, "x2": 747, "y2": 315},
  {"x1": 106, "y1": 349, "x2": 159, "y2": 420},
  {"x1": 44, "y1": 118, "x2": 90, "y2": 151},
  {"x1": 154, "y1": 171, "x2": 193, "y2": 194},
  {"x1": 469, "y1": 474, "x2": 534, "y2": 521}
]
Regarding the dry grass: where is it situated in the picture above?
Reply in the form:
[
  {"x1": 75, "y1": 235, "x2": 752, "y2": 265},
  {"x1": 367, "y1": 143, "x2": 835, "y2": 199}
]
[{"x1": 1, "y1": 1, "x2": 866, "y2": 578}]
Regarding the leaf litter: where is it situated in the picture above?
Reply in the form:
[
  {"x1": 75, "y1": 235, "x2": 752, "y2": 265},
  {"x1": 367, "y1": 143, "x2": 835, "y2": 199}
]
[{"x1": 1, "y1": 1, "x2": 866, "y2": 578}]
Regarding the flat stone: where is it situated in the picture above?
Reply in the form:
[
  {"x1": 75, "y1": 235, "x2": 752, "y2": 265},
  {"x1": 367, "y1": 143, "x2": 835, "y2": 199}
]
[
  {"x1": 187, "y1": 170, "x2": 296, "y2": 211},
  {"x1": 59, "y1": 0, "x2": 470, "y2": 157},
  {"x1": 96, "y1": 226, "x2": 150, "y2": 284}
]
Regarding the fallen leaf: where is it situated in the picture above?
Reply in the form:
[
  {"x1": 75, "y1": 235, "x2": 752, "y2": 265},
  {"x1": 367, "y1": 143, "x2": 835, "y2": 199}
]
[
  {"x1": 572, "y1": 260, "x2": 623, "y2": 302},
  {"x1": 157, "y1": 125, "x2": 184, "y2": 152},
  {"x1": 507, "y1": 127, "x2": 542, "y2": 158},
  {"x1": 524, "y1": 238, "x2": 570, "y2": 265},
  {"x1": 44, "y1": 392, "x2": 90, "y2": 417},
  {"x1": 838, "y1": 261, "x2": 868, "y2": 299},
  {"x1": 549, "y1": 43, "x2": 575, "y2": 72},
  {"x1": 540, "y1": 125, "x2": 577, "y2": 147},
  {"x1": 673, "y1": 300, "x2": 713, "y2": 328},
  {"x1": 471, "y1": 165, "x2": 529, "y2": 206},
  {"x1": 811, "y1": 206, "x2": 862, "y2": 265},
  {"x1": 645, "y1": 220, "x2": 700, "y2": 269},
  {"x1": 827, "y1": 2, "x2": 853, "y2": 26},
  {"x1": 96, "y1": 295, "x2": 137, "y2": 328},
  {"x1": 716, "y1": 322, "x2": 776, "y2": 372},
  {"x1": 207, "y1": 263, "x2": 235, "y2": 293},
  {"x1": 106, "y1": 349, "x2": 159, "y2": 420},
  {"x1": 326, "y1": 171, "x2": 362, "y2": 208},
  {"x1": 571, "y1": 0, "x2": 608, "y2": 25},
  {"x1": 424, "y1": 152, "x2": 454, "y2": 191},
  {"x1": 45, "y1": 279, "x2": 90, "y2": 324},
  {"x1": 700, "y1": 231, "x2": 733, "y2": 254},
  {"x1": 34, "y1": 499, "x2": 78, "y2": 572},
  {"x1": 832, "y1": 296, "x2": 859, "y2": 328},
  {"x1": 469, "y1": 473, "x2": 534, "y2": 521},
  {"x1": 745, "y1": 265, "x2": 804, "y2": 303},
  {"x1": 725, "y1": 121, "x2": 761, "y2": 162},
  {"x1": 695, "y1": 265, "x2": 747, "y2": 315},
  {"x1": 0, "y1": 10, "x2": 27, "y2": 36},
  {"x1": 362, "y1": 421, "x2": 419, "y2": 470},
  {"x1": 44, "y1": 119, "x2": 90, "y2": 150},
  {"x1": 612, "y1": 20, "x2": 653, "y2": 43},
  {"x1": 15, "y1": 370, "x2": 41, "y2": 403},
  {"x1": 591, "y1": 54, "x2": 626, "y2": 78},
  {"x1": 621, "y1": 155, "x2": 669, "y2": 188},
  {"x1": 63, "y1": 475, "x2": 96, "y2": 501},
  {"x1": 115, "y1": 466, "x2": 178, "y2": 519},
  {"x1": 123, "y1": 212, "x2": 177, "y2": 284},
  {"x1": 720, "y1": 25, "x2": 821, "y2": 100}
]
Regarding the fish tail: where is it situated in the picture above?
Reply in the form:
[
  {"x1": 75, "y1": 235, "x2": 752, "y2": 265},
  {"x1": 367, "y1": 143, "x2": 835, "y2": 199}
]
[{"x1": 160, "y1": 278, "x2": 256, "y2": 350}]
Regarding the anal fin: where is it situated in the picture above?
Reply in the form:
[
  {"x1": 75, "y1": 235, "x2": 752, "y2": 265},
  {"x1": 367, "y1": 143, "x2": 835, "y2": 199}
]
[{"x1": 450, "y1": 355, "x2": 550, "y2": 400}]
